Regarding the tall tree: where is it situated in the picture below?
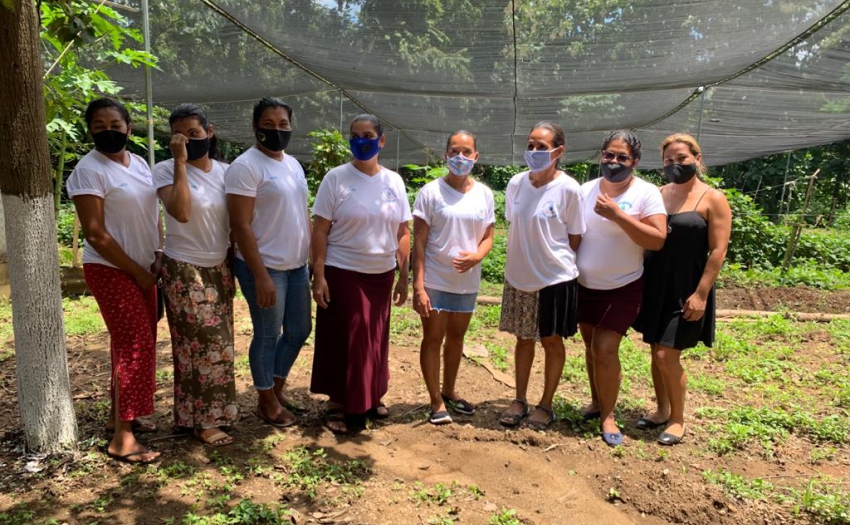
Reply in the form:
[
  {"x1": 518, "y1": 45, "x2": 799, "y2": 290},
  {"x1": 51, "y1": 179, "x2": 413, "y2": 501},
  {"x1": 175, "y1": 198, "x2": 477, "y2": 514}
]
[{"x1": 0, "y1": 0, "x2": 78, "y2": 452}]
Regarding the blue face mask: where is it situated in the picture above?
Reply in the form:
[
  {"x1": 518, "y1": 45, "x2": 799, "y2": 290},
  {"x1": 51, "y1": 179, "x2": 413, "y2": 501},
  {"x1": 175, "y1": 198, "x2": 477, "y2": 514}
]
[
  {"x1": 447, "y1": 154, "x2": 475, "y2": 176},
  {"x1": 350, "y1": 135, "x2": 382, "y2": 161},
  {"x1": 524, "y1": 149, "x2": 555, "y2": 173}
]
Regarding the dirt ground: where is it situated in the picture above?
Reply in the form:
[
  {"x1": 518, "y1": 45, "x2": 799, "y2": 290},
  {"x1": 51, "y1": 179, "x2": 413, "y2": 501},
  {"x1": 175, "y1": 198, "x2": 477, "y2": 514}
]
[{"x1": 0, "y1": 284, "x2": 848, "y2": 524}]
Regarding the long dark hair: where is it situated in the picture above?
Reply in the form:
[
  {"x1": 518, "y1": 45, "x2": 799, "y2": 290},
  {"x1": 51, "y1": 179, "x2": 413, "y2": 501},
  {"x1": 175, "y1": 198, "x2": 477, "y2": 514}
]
[
  {"x1": 169, "y1": 103, "x2": 218, "y2": 160},
  {"x1": 84, "y1": 98, "x2": 130, "y2": 129}
]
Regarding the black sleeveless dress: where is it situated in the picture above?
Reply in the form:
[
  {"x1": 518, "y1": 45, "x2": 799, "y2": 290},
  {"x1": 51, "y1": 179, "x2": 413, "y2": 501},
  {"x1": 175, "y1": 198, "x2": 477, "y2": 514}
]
[{"x1": 633, "y1": 211, "x2": 715, "y2": 349}]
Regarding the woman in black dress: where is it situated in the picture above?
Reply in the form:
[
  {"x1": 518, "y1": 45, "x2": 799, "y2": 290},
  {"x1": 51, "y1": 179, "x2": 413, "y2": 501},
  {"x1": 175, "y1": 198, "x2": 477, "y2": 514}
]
[{"x1": 633, "y1": 133, "x2": 732, "y2": 445}]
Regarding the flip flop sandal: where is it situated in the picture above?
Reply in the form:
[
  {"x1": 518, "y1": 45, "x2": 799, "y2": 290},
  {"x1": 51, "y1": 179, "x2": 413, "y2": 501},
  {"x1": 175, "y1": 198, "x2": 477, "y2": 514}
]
[
  {"x1": 324, "y1": 408, "x2": 349, "y2": 435},
  {"x1": 636, "y1": 417, "x2": 669, "y2": 430},
  {"x1": 257, "y1": 408, "x2": 296, "y2": 428},
  {"x1": 499, "y1": 399, "x2": 530, "y2": 427},
  {"x1": 367, "y1": 403, "x2": 390, "y2": 420},
  {"x1": 601, "y1": 432, "x2": 624, "y2": 447},
  {"x1": 527, "y1": 405, "x2": 556, "y2": 430},
  {"x1": 429, "y1": 410, "x2": 453, "y2": 425},
  {"x1": 441, "y1": 394, "x2": 475, "y2": 415},
  {"x1": 195, "y1": 429, "x2": 234, "y2": 447},
  {"x1": 106, "y1": 448, "x2": 160, "y2": 464}
]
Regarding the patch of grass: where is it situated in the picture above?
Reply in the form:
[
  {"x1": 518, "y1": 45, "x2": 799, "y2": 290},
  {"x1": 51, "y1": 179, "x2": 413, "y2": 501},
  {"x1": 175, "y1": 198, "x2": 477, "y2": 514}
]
[
  {"x1": 412, "y1": 482, "x2": 454, "y2": 506},
  {"x1": 689, "y1": 373, "x2": 726, "y2": 396},
  {"x1": 789, "y1": 479, "x2": 850, "y2": 525},
  {"x1": 62, "y1": 297, "x2": 104, "y2": 336},
  {"x1": 484, "y1": 342, "x2": 510, "y2": 371},
  {"x1": 156, "y1": 368, "x2": 174, "y2": 382},
  {"x1": 277, "y1": 446, "x2": 369, "y2": 500},
  {"x1": 698, "y1": 406, "x2": 850, "y2": 455},
  {"x1": 234, "y1": 355, "x2": 250, "y2": 378},
  {"x1": 0, "y1": 300, "x2": 14, "y2": 340},
  {"x1": 176, "y1": 498, "x2": 290, "y2": 525},
  {"x1": 560, "y1": 354, "x2": 586, "y2": 383},
  {"x1": 703, "y1": 469, "x2": 772, "y2": 500},
  {"x1": 489, "y1": 507, "x2": 521, "y2": 525}
]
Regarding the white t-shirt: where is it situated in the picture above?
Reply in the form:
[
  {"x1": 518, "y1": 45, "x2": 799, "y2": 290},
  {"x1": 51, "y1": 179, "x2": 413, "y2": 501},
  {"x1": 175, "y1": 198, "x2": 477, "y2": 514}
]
[
  {"x1": 577, "y1": 177, "x2": 667, "y2": 290},
  {"x1": 224, "y1": 147, "x2": 309, "y2": 271},
  {"x1": 154, "y1": 159, "x2": 230, "y2": 267},
  {"x1": 66, "y1": 149, "x2": 159, "y2": 269},
  {"x1": 504, "y1": 171, "x2": 586, "y2": 292},
  {"x1": 313, "y1": 163, "x2": 413, "y2": 274},
  {"x1": 413, "y1": 178, "x2": 495, "y2": 294}
]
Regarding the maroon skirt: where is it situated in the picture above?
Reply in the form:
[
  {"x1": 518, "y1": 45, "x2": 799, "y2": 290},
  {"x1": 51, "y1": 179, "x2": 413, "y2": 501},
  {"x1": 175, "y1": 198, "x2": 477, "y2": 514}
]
[
  {"x1": 577, "y1": 277, "x2": 643, "y2": 335},
  {"x1": 310, "y1": 265, "x2": 394, "y2": 414}
]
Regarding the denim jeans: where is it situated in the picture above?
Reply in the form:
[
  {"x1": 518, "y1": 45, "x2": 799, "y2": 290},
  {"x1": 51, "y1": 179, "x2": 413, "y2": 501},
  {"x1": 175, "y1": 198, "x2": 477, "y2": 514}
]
[{"x1": 233, "y1": 258, "x2": 312, "y2": 390}]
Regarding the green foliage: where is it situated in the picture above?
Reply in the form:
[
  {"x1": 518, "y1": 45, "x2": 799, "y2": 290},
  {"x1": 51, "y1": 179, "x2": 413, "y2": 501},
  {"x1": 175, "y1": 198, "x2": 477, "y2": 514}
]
[
  {"x1": 62, "y1": 297, "x2": 104, "y2": 336},
  {"x1": 488, "y1": 507, "x2": 521, "y2": 525},
  {"x1": 480, "y1": 165, "x2": 517, "y2": 191},
  {"x1": 56, "y1": 203, "x2": 80, "y2": 248},
  {"x1": 307, "y1": 129, "x2": 350, "y2": 196},
  {"x1": 480, "y1": 234, "x2": 506, "y2": 283},
  {"x1": 703, "y1": 469, "x2": 773, "y2": 500},
  {"x1": 724, "y1": 189, "x2": 785, "y2": 268},
  {"x1": 278, "y1": 447, "x2": 368, "y2": 500},
  {"x1": 790, "y1": 480, "x2": 850, "y2": 525},
  {"x1": 179, "y1": 499, "x2": 290, "y2": 525}
]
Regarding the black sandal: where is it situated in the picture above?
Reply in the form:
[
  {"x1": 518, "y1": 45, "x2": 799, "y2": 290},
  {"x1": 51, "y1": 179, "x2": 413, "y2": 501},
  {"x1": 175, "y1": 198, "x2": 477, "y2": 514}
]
[
  {"x1": 367, "y1": 403, "x2": 390, "y2": 420},
  {"x1": 527, "y1": 405, "x2": 555, "y2": 430},
  {"x1": 499, "y1": 399, "x2": 530, "y2": 427},
  {"x1": 324, "y1": 408, "x2": 348, "y2": 435}
]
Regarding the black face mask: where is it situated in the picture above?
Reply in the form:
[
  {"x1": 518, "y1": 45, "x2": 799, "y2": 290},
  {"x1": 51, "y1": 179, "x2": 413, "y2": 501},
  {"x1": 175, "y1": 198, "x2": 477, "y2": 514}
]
[
  {"x1": 185, "y1": 137, "x2": 211, "y2": 161},
  {"x1": 92, "y1": 130, "x2": 128, "y2": 154},
  {"x1": 256, "y1": 127, "x2": 291, "y2": 152},
  {"x1": 663, "y1": 163, "x2": 699, "y2": 184},
  {"x1": 600, "y1": 162, "x2": 633, "y2": 183}
]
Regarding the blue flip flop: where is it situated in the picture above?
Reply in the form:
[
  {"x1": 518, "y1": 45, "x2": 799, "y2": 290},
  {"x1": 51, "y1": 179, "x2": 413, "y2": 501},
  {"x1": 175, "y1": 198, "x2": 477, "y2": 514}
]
[{"x1": 601, "y1": 432, "x2": 623, "y2": 447}]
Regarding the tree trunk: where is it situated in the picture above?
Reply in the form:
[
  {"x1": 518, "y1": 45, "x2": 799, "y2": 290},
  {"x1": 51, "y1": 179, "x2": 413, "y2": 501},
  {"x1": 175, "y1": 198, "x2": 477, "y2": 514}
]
[{"x1": 0, "y1": 0, "x2": 78, "y2": 452}]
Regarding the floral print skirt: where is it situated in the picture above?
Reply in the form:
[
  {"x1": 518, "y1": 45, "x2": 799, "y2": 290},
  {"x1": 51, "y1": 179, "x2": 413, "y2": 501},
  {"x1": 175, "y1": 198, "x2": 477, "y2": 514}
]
[{"x1": 161, "y1": 255, "x2": 237, "y2": 429}]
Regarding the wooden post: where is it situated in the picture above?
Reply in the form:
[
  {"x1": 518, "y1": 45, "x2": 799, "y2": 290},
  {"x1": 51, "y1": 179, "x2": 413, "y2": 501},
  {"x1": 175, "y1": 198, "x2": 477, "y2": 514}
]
[
  {"x1": 71, "y1": 211, "x2": 81, "y2": 268},
  {"x1": 781, "y1": 169, "x2": 819, "y2": 274}
]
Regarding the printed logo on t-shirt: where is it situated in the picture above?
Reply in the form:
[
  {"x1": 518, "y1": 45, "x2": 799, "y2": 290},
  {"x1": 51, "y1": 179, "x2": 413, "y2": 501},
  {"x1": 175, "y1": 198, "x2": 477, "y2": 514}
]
[
  {"x1": 190, "y1": 183, "x2": 199, "y2": 190},
  {"x1": 117, "y1": 182, "x2": 128, "y2": 188},
  {"x1": 381, "y1": 187, "x2": 397, "y2": 202},
  {"x1": 475, "y1": 207, "x2": 487, "y2": 220},
  {"x1": 268, "y1": 176, "x2": 279, "y2": 181},
  {"x1": 618, "y1": 201, "x2": 632, "y2": 211},
  {"x1": 540, "y1": 201, "x2": 557, "y2": 219}
]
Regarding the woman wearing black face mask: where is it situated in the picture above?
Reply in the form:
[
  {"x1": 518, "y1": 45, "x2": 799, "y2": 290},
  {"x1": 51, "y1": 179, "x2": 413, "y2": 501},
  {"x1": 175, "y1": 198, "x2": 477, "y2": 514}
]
[
  {"x1": 67, "y1": 98, "x2": 162, "y2": 464},
  {"x1": 633, "y1": 133, "x2": 731, "y2": 446},
  {"x1": 153, "y1": 104, "x2": 237, "y2": 446},
  {"x1": 225, "y1": 98, "x2": 312, "y2": 429},
  {"x1": 575, "y1": 130, "x2": 667, "y2": 447}
]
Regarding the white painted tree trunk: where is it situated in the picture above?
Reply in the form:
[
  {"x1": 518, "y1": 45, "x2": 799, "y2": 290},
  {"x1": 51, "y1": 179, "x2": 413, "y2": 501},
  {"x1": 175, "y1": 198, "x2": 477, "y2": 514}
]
[{"x1": 2, "y1": 194, "x2": 77, "y2": 452}]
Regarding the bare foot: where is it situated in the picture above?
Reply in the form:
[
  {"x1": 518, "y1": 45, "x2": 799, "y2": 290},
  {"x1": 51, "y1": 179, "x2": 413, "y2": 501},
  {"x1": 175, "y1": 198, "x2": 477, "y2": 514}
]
[{"x1": 107, "y1": 434, "x2": 160, "y2": 464}]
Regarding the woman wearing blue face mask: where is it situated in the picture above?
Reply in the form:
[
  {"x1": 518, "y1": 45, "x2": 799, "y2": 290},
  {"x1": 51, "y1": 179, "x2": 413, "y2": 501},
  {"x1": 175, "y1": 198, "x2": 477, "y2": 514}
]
[
  {"x1": 412, "y1": 131, "x2": 496, "y2": 425},
  {"x1": 310, "y1": 114, "x2": 412, "y2": 434},
  {"x1": 575, "y1": 130, "x2": 667, "y2": 447},
  {"x1": 633, "y1": 133, "x2": 731, "y2": 445},
  {"x1": 498, "y1": 121, "x2": 586, "y2": 430}
]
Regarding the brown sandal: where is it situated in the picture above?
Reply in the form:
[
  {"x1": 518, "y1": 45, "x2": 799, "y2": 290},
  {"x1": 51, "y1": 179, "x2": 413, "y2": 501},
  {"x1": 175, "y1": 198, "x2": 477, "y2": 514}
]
[{"x1": 499, "y1": 399, "x2": 530, "y2": 427}]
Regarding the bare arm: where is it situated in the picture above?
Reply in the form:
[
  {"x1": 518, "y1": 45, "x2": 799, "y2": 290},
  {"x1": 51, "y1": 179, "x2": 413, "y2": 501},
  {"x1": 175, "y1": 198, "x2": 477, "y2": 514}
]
[
  {"x1": 73, "y1": 195, "x2": 155, "y2": 290},
  {"x1": 411, "y1": 217, "x2": 431, "y2": 316},
  {"x1": 310, "y1": 216, "x2": 332, "y2": 308},
  {"x1": 394, "y1": 221, "x2": 411, "y2": 307},
  {"x1": 595, "y1": 192, "x2": 667, "y2": 250},
  {"x1": 157, "y1": 135, "x2": 192, "y2": 223},
  {"x1": 227, "y1": 194, "x2": 275, "y2": 308},
  {"x1": 683, "y1": 189, "x2": 732, "y2": 321},
  {"x1": 568, "y1": 234, "x2": 582, "y2": 252}
]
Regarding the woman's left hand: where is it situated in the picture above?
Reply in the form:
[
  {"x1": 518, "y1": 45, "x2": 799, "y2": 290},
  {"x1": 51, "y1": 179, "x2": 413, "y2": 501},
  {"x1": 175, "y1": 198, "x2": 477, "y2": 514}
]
[
  {"x1": 150, "y1": 251, "x2": 164, "y2": 278},
  {"x1": 594, "y1": 193, "x2": 621, "y2": 221},
  {"x1": 453, "y1": 252, "x2": 481, "y2": 273},
  {"x1": 682, "y1": 291, "x2": 707, "y2": 321},
  {"x1": 393, "y1": 275, "x2": 409, "y2": 306}
]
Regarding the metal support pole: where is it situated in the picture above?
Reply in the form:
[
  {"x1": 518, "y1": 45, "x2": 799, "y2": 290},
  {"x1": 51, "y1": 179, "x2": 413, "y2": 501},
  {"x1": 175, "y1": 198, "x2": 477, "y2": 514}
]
[
  {"x1": 339, "y1": 90, "x2": 344, "y2": 134},
  {"x1": 396, "y1": 131, "x2": 400, "y2": 171},
  {"x1": 142, "y1": 0, "x2": 155, "y2": 168},
  {"x1": 695, "y1": 86, "x2": 706, "y2": 144},
  {"x1": 779, "y1": 150, "x2": 792, "y2": 215}
]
